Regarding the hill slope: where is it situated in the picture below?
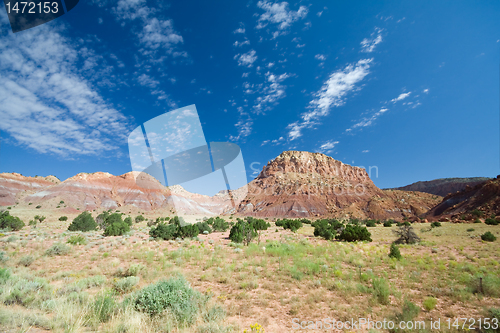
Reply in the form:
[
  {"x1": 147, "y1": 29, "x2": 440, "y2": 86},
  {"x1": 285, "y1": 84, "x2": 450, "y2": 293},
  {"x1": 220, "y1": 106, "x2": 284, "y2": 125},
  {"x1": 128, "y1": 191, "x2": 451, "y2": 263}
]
[{"x1": 390, "y1": 177, "x2": 491, "y2": 197}]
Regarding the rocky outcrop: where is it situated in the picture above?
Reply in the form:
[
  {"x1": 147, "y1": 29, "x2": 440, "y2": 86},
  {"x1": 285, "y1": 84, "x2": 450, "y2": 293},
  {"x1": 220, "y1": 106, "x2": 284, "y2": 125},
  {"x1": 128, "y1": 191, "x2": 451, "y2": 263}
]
[
  {"x1": 390, "y1": 177, "x2": 491, "y2": 197},
  {"x1": 233, "y1": 151, "x2": 441, "y2": 220},
  {"x1": 0, "y1": 173, "x2": 59, "y2": 206},
  {"x1": 424, "y1": 176, "x2": 500, "y2": 220}
]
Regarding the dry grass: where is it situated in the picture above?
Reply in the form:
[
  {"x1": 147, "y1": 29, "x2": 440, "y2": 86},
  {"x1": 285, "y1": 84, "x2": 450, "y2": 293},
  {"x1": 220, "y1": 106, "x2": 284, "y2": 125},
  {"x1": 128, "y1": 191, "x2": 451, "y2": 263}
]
[{"x1": 0, "y1": 214, "x2": 500, "y2": 332}]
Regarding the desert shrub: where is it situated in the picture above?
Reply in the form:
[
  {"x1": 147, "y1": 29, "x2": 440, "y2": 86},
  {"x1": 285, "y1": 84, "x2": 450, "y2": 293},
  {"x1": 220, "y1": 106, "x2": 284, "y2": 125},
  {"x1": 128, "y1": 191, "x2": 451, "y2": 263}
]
[
  {"x1": 472, "y1": 209, "x2": 484, "y2": 217},
  {"x1": 467, "y1": 228, "x2": 475, "y2": 232},
  {"x1": 150, "y1": 222, "x2": 178, "y2": 240},
  {"x1": 104, "y1": 213, "x2": 130, "y2": 236},
  {"x1": 372, "y1": 277, "x2": 390, "y2": 305},
  {"x1": 431, "y1": 221, "x2": 442, "y2": 228},
  {"x1": 45, "y1": 242, "x2": 70, "y2": 256},
  {"x1": 209, "y1": 217, "x2": 229, "y2": 232},
  {"x1": 245, "y1": 217, "x2": 269, "y2": 231},
  {"x1": 383, "y1": 220, "x2": 393, "y2": 227},
  {"x1": 114, "y1": 276, "x2": 139, "y2": 293},
  {"x1": 0, "y1": 211, "x2": 25, "y2": 231},
  {"x1": 178, "y1": 223, "x2": 199, "y2": 238},
  {"x1": 134, "y1": 276, "x2": 205, "y2": 325},
  {"x1": 229, "y1": 219, "x2": 257, "y2": 245},
  {"x1": 365, "y1": 220, "x2": 376, "y2": 227},
  {"x1": 68, "y1": 211, "x2": 97, "y2": 232},
  {"x1": 0, "y1": 268, "x2": 11, "y2": 283},
  {"x1": 393, "y1": 225, "x2": 421, "y2": 244},
  {"x1": 389, "y1": 243, "x2": 402, "y2": 260},
  {"x1": 0, "y1": 251, "x2": 9, "y2": 263},
  {"x1": 124, "y1": 216, "x2": 133, "y2": 226},
  {"x1": 392, "y1": 299, "x2": 421, "y2": 331},
  {"x1": 203, "y1": 305, "x2": 226, "y2": 322},
  {"x1": 58, "y1": 216, "x2": 68, "y2": 221},
  {"x1": 485, "y1": 218, "x2": 499, "y2": 226},
  {"x1": 276, "y1": 219, "x2": 303, "y2": 232},
  {"x1": 35, "y1": 205, "x2": 41, "y2": 209},
  {"x1": 312, "y1": 219, "x2": 343, "y2": 240},
  {"x1": 67, "y1": 234, "x2": 87, "y2": 245},
  {"x1": 481, "y1": 231, "x2": 497, "y2": 242},
  {"x1": 89, "y1": 291, "x2": 117, "y2": 324},
  {"x1": 135, "y1": 215, "x2": 145, "y2": 223},
  {"x1": 18, "y1": 255, "x2": 35, "y2": 267},
  {"x1": 195, "y1": 222, "x2": 212, "y2": 234},
  {"x1": 474, "y1": 218, "x2": 482, "y2": 223},
  {"x1": 483, "y1": 308, "x2": 500, "y2": 333},
  {"x1": 423, "y1": 297, "x2": 437, "y2": 311},
  {"x1": 336, "y1": 224, "x2": 372, "y2": 242},
  {"x1": 469, "y1": 274, "x2": 500, "y2": 296}
]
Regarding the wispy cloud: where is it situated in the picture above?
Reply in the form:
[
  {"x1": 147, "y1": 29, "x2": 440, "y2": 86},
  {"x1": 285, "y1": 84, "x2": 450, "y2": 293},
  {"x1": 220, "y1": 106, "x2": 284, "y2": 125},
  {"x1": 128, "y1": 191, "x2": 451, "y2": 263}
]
[
  {"x1": 345, "y1": 108, "x2": 388, "y2": 133},
  {"x1": 391, "y1": 92, "x2": 411, "y2": 103},
  {"x1": 234, "y1": 39, "x2": 250, "y2": 47},
  {"x1": 253, "y1": 72, "x2": 290, "y2": 113},
  {"x1": 287, "y1": 58, "x2": 373, "y2": 140},
  {"x1": 137, "y1": 73, "x2": 159, "y2": 88},
  {"x1": 360, "y1": 27, "x2": 384, "y2": 53},
  {"x1": 235, "y1": 49, "x2": 257, "y2": 67},
  {"x1": 0, "y1": 20, "x2": 130, "y2": 157},
  {"x1": 318, "y1": 140, "x2": 339, "y2": 154},
  {"x1": 362, "y1": 150, "x2": 370, "y2": 153},
  {"x1": 261, "y1": 136, "x2": 285, "y2": 146},
  {"x1": 314, "y1": 54, "x2": 326, "y2": 61},
  {"x1": 256, "y1": 0, "x2": 308, "y2": 37}
]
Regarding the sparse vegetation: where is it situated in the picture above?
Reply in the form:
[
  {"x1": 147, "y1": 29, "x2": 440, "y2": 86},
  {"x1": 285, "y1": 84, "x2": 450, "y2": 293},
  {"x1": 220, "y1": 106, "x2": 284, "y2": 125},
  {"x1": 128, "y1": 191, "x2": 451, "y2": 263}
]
[
  {"x1": 67, "y1": 234, "x2": 88, "y2": 245},
  {"x1": 485, "y1": 218, "x2": 499, "y2": 225},
  {"x1": 45, "y1": 242, "x2": 71, "y2": 256},
  {"x1": 393, "y1": 224, "x2": 421, "y2": 244},
  {"x1": 135, "y1": 215, "x2": 145, "y2": 223},
  {"x1": 58, "y1": 216, "x2": 68, "y2": 221},
  {"x1": 431, "y1": 221, "x2": 442, "y2": 228}
]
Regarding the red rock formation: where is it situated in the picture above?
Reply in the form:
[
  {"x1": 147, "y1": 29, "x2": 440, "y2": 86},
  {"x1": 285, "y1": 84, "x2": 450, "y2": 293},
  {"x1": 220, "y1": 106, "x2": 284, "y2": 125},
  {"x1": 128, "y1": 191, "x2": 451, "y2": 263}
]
[
  {"x1": 424, "y1": 176, "x2": 500, "y2": 220},
  {"x1": 232, "y1": 151, "x2": 441, "y2": 220},
  {"x1": 0, "y1": 173, "x2": 59, "y2": 206}
]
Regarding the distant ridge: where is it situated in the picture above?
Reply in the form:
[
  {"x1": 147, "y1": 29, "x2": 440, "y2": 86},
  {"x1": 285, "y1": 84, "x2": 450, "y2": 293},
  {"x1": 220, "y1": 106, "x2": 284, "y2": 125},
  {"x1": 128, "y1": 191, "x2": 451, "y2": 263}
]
[{"x1": 389, "y1": 177, "x2": 492, "y2": 197}]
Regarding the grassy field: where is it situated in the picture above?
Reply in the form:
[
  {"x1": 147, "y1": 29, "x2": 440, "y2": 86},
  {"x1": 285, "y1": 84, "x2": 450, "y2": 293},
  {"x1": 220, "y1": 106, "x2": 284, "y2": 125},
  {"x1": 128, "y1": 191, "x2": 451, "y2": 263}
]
[{"x1": 1, "y1": 214, "x2": 500, "y2": 332}]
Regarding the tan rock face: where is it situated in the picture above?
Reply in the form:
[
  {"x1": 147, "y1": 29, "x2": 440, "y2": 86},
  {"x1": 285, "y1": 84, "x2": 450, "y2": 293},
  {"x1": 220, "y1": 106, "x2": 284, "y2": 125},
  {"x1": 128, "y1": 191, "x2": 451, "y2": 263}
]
[{"x1": 233, "y1": 151, "x2": 441, "y2": 220}]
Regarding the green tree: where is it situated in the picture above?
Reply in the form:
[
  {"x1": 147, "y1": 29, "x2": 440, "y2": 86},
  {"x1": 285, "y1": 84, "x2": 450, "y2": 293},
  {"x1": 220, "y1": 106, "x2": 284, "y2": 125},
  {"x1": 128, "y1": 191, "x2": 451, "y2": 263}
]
[
  {"x1": 104, "y1": 213, "x2": 130, "y2": 236},
  {"x1": 0, "y1": 211, "x2": 25, "y2": 231},
  {"x1": 336, "y1": 224, "x2": 372, "y2": 242},
  {"x1": 68, "y1": 211, "x2": 97, "y2": 232}
]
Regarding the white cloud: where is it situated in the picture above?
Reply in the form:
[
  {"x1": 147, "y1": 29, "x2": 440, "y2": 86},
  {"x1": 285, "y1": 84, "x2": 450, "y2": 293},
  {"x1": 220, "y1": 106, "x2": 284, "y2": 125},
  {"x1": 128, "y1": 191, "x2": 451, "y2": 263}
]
[
  {"x1": 318, "y1": 140, "x2": 339, "y2": 154},
  {"x1": 138, "y1": 18, "x2": 183, "y2": 50},
  {"x1": 423, "y1": 88, "x2": 429, "y2": 94},
  {"x1": 360, "y1": 28, "x2": 384, "y2": 53},
  {"x1": 0, "y1": 22, "x2": 130, "y2": 157},
  {"x1": 137, "y1": 73, "x2": 159, "y2": 88},
  {"x1": 345, "y1": 108, "x2": 388, "y2": 133},
  {"x1": 233, "y1": 23, "x2": 246, "y2": 34},
  {"x1": 314, "y1": 54, "x2": 326, "y2": 61},
  {"x1": 235, "y1": 49, "x2": 257, "y2": 67},
  {"x1": 234, "y1": 40, "x2": 250, "y2": 47},
  {"x1": 362, "y1": 150, "x2": 370, "y2": 153},
  {"x1": 287, "y1": 58, "x2": 372, "y2": 140},
  {"x1": 391, "y1": 92, "x2": 411, "y2": 103},
  {"x1": 316, "y1": 11, "x2": 323, "y2": 17},
  {"x1": 256, "y1": 1, "x2": 308, "y2": 33},
  {"x1": 253, "y1": 72, "x2": 290, "y2": 113},
  {"x1": 261, "y1": 136, "x2": 285, "y2": 146}
]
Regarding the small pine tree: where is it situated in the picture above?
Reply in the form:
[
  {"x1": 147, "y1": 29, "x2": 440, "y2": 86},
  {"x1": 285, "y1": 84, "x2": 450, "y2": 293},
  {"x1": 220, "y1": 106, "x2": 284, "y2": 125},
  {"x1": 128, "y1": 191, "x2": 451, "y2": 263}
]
[
  {"x1": 389, "y1": 243, "x2": 402, "y2": 260},
  {"x1": 68, "y1": 212, "x2": 97, "y2": 232},
  {"x1": 0, "y1": 211, "x2": 25, "y2": 231},
  {"x1": 336, "y1": 224, "x2": 372, "y2": 242},
  {"x1": 481, "y1": 231, "x2": 497, "y2": 242}
]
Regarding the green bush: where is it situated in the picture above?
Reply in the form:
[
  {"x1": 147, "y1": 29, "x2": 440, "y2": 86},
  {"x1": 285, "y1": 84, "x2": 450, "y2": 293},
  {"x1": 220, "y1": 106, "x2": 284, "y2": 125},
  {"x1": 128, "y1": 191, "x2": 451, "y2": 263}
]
[
  {"x1": 372, "y1": 277, "x2": 390, "y2": 305},
  {"x1": 481, "y1": 231, "x2": 497, "y2": 242},
  {"x1": 229, "y1": 219, "x2": 257, "y2": 245},
  {"x1": 150, "y1": 222, "x2": 178, "y2": 240},
  {"x1": 0, "y1": 211, "x2": 25, "y2": 231},
  {"x1": 178, "y1": 223, "x2": 199, "y2": 238},
  {"x1": 124, "y1": 216, "x2": 133, "y2": 226},
  {"x1": 135, "y1": 215, "x2": 145, "y2": 223},
  {"x1": 431, "y1": 221, "x2": 442, "y2": 228},
  {"x1": 45, "y1": 242, "x2": 70, "y2": 256},
  {"x1": 58, "y1": 216, "x2": 68, "y2": 221},
  {"x1": 209, "y1": 217, "x2": 229, "y2": 232},
  {"x1": 485, "y1": 218, "x2": 499, "y2": 226},
  {"x1": 35, "y1": 205, "x2": 41, "y2": 209},
  {"x1": 312, "y1": 219, "x2": 343, "y2": 240},
  {"x1": 114, "y1": 276, "x2": 139, "y2": 293},
  {"x1": 336, "y1": 224, "x2": 372, "y2": 242},
  {"x1": 383, "y1": 220, "x2": 393, "y2": 227},
  {"x1": 276, "y1": 219, "x2": 303, "y2": 232},
  {"x1": 0, "y1": 268, "x2": 11, "y2": 283},
  {"x1": 67, "y1": 234, "x2": 87, "y2": 245},
  {"x1": 365, "y1": 220, "x2": 376, "y2": 227},
  {"x1": 68, "y1": 212, "x2": 97, "y2": 232},
  {"x1": 393, "y1": 299, "x2": 420, "y2": 330},
  {"x1": 474, "y1": 218, "x2": 482, "y2": 223},
  {"x1": 389, "y1": 243, "x2": 402, "y2": 260},
  {"x1": 195, "y1": 222, "x2": 212, "y2": 234},
  {"x1": 423, "y1": 297, "x2": 437, "y2": 311},
  {"x1": 89, "y1": 291, "x2": 117, "y2": 323},
  {"x1": 472, "y1": 209, "x2": 484, "y2": 217},
  {"x1": 245, "y1": 217, "x2": 269, "y2": 231},
  {"x1": 104, "y1": 215, "x2": 130, "y2": 236},
  {"x1": 134, "y1": 276, "x2": 205, "y2": 325}
]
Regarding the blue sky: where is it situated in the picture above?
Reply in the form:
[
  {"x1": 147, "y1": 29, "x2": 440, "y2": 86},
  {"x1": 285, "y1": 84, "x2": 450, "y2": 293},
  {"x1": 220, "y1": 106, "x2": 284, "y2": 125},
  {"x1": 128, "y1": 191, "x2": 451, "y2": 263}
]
[{"x1": 0, "y1": 0, "x2": 499, "y2": 190}]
